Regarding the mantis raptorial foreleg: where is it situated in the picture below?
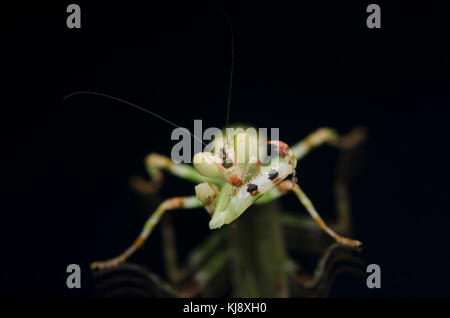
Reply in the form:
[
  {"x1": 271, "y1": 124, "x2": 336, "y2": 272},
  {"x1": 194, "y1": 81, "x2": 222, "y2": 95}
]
[
  {"x1": 136, "y1": 153, "x2": 222, "y2": 194},
  {"x1": 91, "y1": 195, "x2": 202, "y2": 270}
]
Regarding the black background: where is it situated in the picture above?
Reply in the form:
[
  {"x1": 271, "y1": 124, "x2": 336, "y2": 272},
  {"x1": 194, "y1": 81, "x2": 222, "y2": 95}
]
[{"x1": 2, "y1": 1, "x2": 449, "y2": 298}]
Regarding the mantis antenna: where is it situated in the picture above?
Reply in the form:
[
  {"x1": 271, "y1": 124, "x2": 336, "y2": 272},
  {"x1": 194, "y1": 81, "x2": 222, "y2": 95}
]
[
  {"x1": 63, "y1": 2, "x2": 236, "y2": 149},
  {"x1": 62, "y1": 91, "x2": 207, "y2": 147},
  {"x1": 213, "y1": 0, "x2": 235, "y2": 152},
  {"x1": 213, "y1": 0, "x2": 234, "y2": 129}
]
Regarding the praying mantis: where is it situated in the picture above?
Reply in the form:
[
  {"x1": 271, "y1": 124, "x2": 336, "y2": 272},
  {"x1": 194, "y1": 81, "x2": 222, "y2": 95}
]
[
  {"x1": 90, "y1": 126, "x2": 365, "y2": 273},
  {"x1": 85, "y1": 2, "x2": 367, "y2": 297}
]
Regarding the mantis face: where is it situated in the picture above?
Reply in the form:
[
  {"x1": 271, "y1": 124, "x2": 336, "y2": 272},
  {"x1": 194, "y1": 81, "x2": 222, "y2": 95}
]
[
  {"x1": 193, "y1": 130, "x2": 262, "y2": 186},
  {"x1": 193, "y1": 129, "x2": 297, "y2": 229}
]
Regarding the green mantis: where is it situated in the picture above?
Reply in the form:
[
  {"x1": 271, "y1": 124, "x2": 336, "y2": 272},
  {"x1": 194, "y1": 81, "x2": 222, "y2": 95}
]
[{"x1": 90, "y1": 126, "x2": 363, "y2": 271}]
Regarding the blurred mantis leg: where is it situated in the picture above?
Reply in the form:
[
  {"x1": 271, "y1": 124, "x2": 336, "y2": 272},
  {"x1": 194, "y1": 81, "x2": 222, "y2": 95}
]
[
  {"x1": 292, "y1": 126, "x2": 367, "y2": 160},
  {"x1": 161, "y1": 216, "x2": 227, "y2": 283},
  {"x1": 292, "y1": 128, "x2": 339, "y2": 159}
]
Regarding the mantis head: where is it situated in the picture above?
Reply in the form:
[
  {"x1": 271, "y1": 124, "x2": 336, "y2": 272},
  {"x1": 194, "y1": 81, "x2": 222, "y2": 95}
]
[
  {"x1": 193, "y1": 128, "x2": 297, "y2": 229},
  {"x1": 193, "y1": 129, "x2": 265, "y2": 187}
]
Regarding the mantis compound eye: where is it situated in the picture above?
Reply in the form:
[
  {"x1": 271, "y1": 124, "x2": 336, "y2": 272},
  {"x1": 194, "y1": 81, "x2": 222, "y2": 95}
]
[{"x1": 193, "y1": 152, "x2": 221, "y2": 178}]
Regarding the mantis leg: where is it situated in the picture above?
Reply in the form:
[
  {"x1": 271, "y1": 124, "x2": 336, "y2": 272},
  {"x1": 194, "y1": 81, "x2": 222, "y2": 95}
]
[
  {"x1": 291, "y1": 183, "x2": 362, "y2": 247},
  {"x1": 161, "y1": 216, "x2": 227, "y2": 284},
  {"x1": 92, "y1": 247, "x2": 231, "y2": 297},
  {"x1": 258, "y1": 180, "x2": 361, "y2": 247},
  {"x1": 91, "y1": 195, "x2": 202, "y2": 270},
  {"x1": 292, "y1": 126, "x2": 367, "y2": 160},
  {"x1": 289, "y1": 243, "x2": 364, "y2": 297},
  {"x1": 257, "y1": 126, "x2": 367, "y2": 205},
  {"x1": 139, "y1": 153, "x2": 222, "y2": 193}
]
